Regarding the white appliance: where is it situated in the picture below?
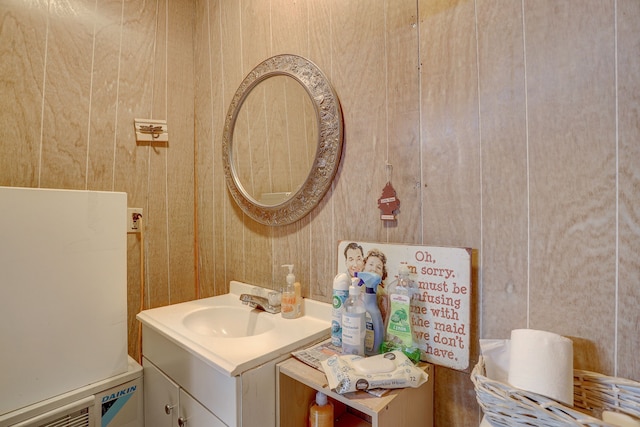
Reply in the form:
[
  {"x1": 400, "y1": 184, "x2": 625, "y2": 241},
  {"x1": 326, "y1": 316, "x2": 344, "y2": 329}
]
[
  {"x1": 0, "y1": 187, "x2": 141, "y2": 427},
  {"x1": 1, "y1": 357, "x2": 143, "y2": 427}
]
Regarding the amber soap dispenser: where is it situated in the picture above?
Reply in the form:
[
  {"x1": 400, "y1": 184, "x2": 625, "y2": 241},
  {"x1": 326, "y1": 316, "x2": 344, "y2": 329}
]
[{"x1": 308, "y1": 391, "x2": 334, "y2": 427}]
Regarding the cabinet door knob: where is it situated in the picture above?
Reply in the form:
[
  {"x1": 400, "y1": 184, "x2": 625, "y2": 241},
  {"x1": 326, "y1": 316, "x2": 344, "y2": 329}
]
[
  {"x1": 178, "y1": 416, "x2": 187, "y2": 426},
  {"x1": 164, "y1": 404, "x2": 175, "y2": 415}
]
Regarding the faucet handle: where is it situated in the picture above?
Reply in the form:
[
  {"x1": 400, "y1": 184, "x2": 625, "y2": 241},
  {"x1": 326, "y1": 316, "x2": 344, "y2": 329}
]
[{"x1": 268, "y1": 291, "x2": 281, "y2": 307}]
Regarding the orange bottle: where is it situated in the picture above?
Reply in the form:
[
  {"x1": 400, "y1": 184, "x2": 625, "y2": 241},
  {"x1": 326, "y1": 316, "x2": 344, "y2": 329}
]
[{"x1": 308, "y1": 391, "x2": 334, "y2": 427}]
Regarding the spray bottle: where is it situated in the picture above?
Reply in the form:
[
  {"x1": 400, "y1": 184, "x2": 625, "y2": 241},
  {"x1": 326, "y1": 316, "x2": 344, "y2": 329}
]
[
  {"x1": 331, "y1": 273, "x2": 351, "y2": 346},
  {"x1": 341, "y1": 277, "x2": 365, "y2": 355},
  {"x1": 355, "y1": 271, "x2": 384, "y2": 356}
]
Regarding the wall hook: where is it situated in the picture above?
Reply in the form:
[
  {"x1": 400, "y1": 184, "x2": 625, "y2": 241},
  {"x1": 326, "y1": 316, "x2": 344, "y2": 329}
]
[{"x1": 134, "y1": 118, "x2": 168, "y2": 143}]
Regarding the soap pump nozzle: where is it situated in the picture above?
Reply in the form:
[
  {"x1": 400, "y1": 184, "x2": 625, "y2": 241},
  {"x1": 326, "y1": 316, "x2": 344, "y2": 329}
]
[
  {"x1": 355, "y1": 271, "x2": 381, "y2": 294},
  {"x1": 281, "y1": 264, "x2": 295, "y2": 285}
]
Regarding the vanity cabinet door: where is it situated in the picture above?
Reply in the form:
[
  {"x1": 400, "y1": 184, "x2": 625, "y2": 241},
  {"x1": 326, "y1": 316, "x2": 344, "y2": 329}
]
[
  {"x1": 178, "y1": 390, "x2": 226, "y2": 427},
  {"x1": 143, "y1": 357, "x2": 225, "y2": 427},
  {"x1": 143, "y1": 358, "x2": 178, "y2": 427}
]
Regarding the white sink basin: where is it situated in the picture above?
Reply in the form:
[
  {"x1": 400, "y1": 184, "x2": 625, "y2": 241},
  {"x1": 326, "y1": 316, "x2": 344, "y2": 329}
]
[
  {"x1": 182, "y1": 306, "x2": 275, "y2": 337},
  {"x1": 137, "y1": 281, "x2": 331, "y2": 376}
]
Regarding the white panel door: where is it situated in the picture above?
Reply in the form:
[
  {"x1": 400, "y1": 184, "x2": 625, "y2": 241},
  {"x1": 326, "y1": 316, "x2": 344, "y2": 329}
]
[
  {"x1": 178, "y1": 390, "x2": 226, "y2": 427},
  {"x1": 143, "y1": 359, "x2": 179, "y2": 427}
]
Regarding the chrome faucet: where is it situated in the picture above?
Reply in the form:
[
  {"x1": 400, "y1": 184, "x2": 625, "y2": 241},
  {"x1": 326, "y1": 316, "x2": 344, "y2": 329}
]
[{"x1": 239, "y1": 293, "x2": 281, "y2": 314}]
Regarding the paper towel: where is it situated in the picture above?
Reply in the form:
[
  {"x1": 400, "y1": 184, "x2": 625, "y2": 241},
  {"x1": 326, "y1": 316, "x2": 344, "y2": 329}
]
[{"x1": 508, "y1": 329, "x2": 574, "y2": 406}]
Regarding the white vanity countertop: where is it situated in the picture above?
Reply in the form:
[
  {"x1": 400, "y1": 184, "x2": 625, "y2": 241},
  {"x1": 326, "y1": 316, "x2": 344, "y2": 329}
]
[{"x1": 137, "y1": 281, "x2": 331, "y2": 376}]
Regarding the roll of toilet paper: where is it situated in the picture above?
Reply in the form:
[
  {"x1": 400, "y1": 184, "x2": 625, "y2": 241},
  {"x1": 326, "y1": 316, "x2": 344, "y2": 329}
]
[
  {"x1": 602, "y1": 411, "x2": 640, "y2": 427},
  {"x1": 508, "y1": 329, "x2": 574, "y2": 406},
  {"x1": 479, "y1": 415, "x2": 494, "y2": 427}
]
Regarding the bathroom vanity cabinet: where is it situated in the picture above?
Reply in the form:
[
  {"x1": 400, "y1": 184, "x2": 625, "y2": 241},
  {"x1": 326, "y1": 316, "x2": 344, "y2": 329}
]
[
  {"x1": 143, "y1": 359, "x2": 224, "y2": 427},
  {"x1": 137, "y1": 281, "x2": 333, "y2": 427},
  {"x1": 141, "y1": 325, "x2": 288, "y2": 427},
  {"x1": 277, "y1": 357, "x2": 434, "y2": 427}
]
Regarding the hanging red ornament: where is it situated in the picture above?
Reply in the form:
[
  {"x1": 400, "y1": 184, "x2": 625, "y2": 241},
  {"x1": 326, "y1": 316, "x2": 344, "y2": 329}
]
[{"x1": 378, "y1": 161, "x2": 400, "y2": 221}]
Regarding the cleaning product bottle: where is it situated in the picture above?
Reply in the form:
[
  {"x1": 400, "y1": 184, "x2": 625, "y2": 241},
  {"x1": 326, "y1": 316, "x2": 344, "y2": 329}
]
[
  {"x1": 281, "y1": 264, "x2": 297, "y2": 319},
  {"x1": 331, "y1": 273, "x2": 351, "y2": 347},
  {"x1": 382, "y1": 264, "x2": 420, "y2": 361},
  {"x1": 356, "y1": 271, "x2": 384, "y2": 356},
  {"x1": 308, "y1": 391, "x2": 334, "y2": 427},
  {"x1": 341, "y1": 278, "x2": 365, "y2": 355}
]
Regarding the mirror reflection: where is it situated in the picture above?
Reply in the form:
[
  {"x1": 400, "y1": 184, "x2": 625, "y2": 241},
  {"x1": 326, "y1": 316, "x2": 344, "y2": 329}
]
[
  {"x1": 232, "y1": 76, "x2": 318, "y2": 206},
  {"x1": 222, "y1": 54, "x2": 343, "y2": 226}
]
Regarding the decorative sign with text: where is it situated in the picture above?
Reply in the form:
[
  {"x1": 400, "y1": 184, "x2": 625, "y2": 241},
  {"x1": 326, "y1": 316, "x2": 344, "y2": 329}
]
[{"x1": 337, "y1": 241, "x2": 472, "y2": 370}]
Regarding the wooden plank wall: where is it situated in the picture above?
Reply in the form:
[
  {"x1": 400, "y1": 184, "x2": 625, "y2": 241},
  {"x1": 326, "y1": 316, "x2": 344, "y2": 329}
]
[
  {"x1": 194, "y1": 1, "x2": 640, "y2": 425},
  {"x1": 2, "y1": 0, "x2": 639, "y2": 425}
]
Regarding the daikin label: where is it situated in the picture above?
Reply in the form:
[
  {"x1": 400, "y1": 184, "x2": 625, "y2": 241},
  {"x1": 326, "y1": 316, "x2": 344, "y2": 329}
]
[{"x1": 101, "y1": 385, "x2": 138, "y2": 427}]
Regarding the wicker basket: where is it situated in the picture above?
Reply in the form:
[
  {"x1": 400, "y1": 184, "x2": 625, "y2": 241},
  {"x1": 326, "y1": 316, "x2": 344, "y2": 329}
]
[{"x1": 471, "y1": 357, "x2": 640, "y2": 426}]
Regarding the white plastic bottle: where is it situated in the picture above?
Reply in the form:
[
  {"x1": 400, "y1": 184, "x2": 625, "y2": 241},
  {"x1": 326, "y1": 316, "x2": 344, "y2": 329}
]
[
  {"x1": 342, "y1": 278, "x2": 365, "y2": 355},
  {"x1": 331, "y1": 273, "x2": 351, "y2": 347},
  {"x1": 281, "y1": 264, "x2": 297, "y2": 319}
]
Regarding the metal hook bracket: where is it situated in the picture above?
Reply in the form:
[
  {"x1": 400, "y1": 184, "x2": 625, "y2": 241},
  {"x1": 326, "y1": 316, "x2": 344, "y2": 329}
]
[{"x1": 134, "y1": 118, "x2": 168, "y2": 142}]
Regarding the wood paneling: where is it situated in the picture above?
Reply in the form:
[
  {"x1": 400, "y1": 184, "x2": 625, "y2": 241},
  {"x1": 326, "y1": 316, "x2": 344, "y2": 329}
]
[
  {"x1": 332, "y1": 0, "x2": 389, "y2": 244},
  {"x1": 384, "y1": 0, "x2": 422, "y2": 244},
  {"x1": 0, "y1": 0, "x2": 47, "y2": 187},
  {"x1": 39, "y1": 0, "x2": 95, "y2": 190},
  {"x1": 195, "y1": 0, "x2": 640, "y2": 424},
  {"x1": 476, "y1": 0, "x2": 528, "y2": 338},
  {"x1": 525, "y1": 0, "x2": 617, "y2": 373},
  {"x1": 166, "y1": 0, "x2": 195, "y2": 304},
  {"x1": 113, "y1": 0, "x2": 157, "y2": 361},
  {"x1": 419, "y1": 0, "x2": 481, "y2": 246},
  {"x1": 307, "y1": 0, "x2": 336, "y2": 302},
  {"x1": 419, "y1": 1, "x2": 482, "y2": 424},
  {"x1": 3, "y1": 0, "x2": 640, "y2": 424},
  {"x1": 86, "y1": 0, "x2": 123, "y2": 192},
  {"x1": 145, "y1": 0, "x2": 169, "y2": 310},
  {"x1": 617, "y1": 0, "x2": 640, "y2": 381},
  {"x1": 194, "y1": 0, "x2": 215, "y2": 298}
]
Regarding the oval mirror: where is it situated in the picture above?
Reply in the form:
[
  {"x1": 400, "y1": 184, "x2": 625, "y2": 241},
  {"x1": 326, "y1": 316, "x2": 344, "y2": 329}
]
[{"x1": 222, "y1": 54, "x2": 343, "y2": 226}]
